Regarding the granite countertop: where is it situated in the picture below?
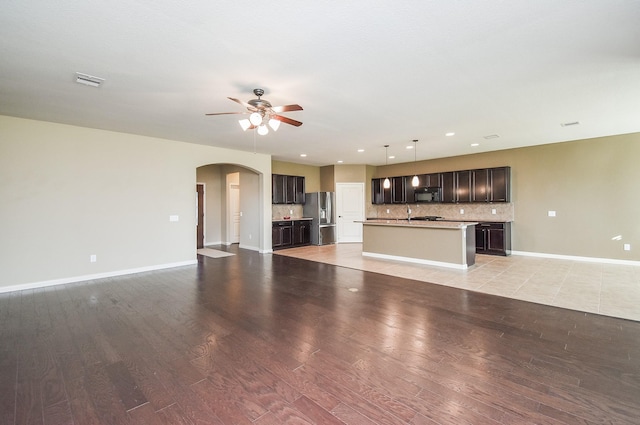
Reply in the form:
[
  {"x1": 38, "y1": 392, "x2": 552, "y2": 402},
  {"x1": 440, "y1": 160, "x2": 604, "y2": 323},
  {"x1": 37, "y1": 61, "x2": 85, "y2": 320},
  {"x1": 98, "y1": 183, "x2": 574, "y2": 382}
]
[
  {"x1": 272, "y1": 217, "x2": 313, "y2": 222},
  {"x1": 366, "y1": 217, "x2": 513, "y2": 223},
  {"x1": 362, "y1": 219, "x2": 478, "y2": 229}
]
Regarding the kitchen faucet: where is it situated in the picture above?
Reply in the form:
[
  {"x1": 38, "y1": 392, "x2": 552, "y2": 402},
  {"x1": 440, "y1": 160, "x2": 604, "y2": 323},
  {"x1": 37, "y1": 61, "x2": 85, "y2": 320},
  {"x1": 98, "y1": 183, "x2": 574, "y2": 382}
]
[{"x1": 407, "y1": 205, "x2": 412, "y2": 221}]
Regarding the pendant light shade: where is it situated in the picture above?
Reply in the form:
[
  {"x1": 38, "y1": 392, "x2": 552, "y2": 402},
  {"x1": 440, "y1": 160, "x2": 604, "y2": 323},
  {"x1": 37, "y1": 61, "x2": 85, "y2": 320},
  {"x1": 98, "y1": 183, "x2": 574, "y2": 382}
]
[
  {"x1": 238, "y1": 119, "x2": 252, "y2": 131},
  {"x1": 249, "y1": 112, "x2": 263, "y2": 126},
  {"x1": 268, "y1": 118, "x2": 281, "y2": 131},
  {"x1": 383, "y1": 145, "x2": 391, "y2": 189},
  {"x1": 257, "y1": 124, "x2": 269, "y2": 135},
  {"x1": 411, "y1": 139, "x2": 419, "y2": 187}
]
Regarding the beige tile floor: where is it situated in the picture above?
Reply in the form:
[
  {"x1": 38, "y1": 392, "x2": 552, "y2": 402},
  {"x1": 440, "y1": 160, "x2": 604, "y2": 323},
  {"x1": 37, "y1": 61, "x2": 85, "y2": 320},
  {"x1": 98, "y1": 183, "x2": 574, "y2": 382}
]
[{"x1": 274, "y1": 243, "x2": 640, "y2": 322}]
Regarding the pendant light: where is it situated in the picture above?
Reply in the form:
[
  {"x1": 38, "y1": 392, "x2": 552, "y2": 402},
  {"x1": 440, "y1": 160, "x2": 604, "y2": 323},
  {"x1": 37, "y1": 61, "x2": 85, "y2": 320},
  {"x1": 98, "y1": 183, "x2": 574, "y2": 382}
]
[
  {"x1": 383, "y1": 145, "x2": 391, "y2": 189},
  {"x1": 411, "y1": 139, "x2": 420, "y2": 187}
]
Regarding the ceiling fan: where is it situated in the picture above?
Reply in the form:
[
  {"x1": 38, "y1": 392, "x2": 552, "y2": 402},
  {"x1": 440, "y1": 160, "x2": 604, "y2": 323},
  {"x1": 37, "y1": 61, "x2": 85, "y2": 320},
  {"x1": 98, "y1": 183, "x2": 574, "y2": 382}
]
[{"x1": 206, "y1": 88, "x2": 303, "y2": 135}]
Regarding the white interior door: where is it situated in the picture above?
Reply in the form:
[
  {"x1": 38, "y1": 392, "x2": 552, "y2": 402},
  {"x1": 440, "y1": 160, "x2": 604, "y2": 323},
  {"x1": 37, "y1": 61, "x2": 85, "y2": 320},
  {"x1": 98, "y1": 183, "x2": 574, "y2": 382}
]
[
  {"x1": 229, "y1": 183, "x2": 240, "y2": 243},
  {"x1": 336, "y1": 182, "x2": 364, "y2": 243}
]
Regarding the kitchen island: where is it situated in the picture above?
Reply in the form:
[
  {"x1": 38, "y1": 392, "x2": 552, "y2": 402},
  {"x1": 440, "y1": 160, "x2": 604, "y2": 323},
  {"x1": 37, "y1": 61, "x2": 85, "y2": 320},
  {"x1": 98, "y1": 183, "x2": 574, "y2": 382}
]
[{"x1": 362, "y1": 219, "x2": 477, "y2": 269}]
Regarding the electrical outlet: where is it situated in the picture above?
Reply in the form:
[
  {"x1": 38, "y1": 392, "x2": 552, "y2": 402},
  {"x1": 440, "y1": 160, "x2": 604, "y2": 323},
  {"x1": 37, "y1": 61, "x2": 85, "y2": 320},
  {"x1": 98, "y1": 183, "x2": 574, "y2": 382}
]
[
  {"x1": 249, "y1": 234, "x2": 252, "y2": 240},
  {"x1": 90, "y1": 254, "x2": 97, "y2": 263},
  {"x1": 624, "y1": 244, "x2": 631, "y2": 251},
  {"x1": 169, "y1": 215, "x2": 179, "y2": 222},
  {"x1": 386, "y1": 209, "x2": 390, "y2": 213},
  {"x1": 491, "y1": 208, "x2": 497, "y2": 215},
  {"x1": 289, "y1": 209, "x2": 293, "y2": 214},
  {"x1": 459, "y1": 209, "x2": 464, "y2": 214}
]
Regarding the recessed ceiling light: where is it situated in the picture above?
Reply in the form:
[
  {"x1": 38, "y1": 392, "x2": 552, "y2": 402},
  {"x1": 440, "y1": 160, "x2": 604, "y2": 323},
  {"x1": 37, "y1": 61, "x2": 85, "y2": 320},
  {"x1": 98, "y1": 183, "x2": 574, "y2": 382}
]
[
  {"x1": 561, "y1": 121, "x2": 580, "y2": 127},
  {"x1": 389, "y1": 155, "x2": 395, "y2": 159},
  {"x1": 337, "y1": 160, "x2": 343, "y2": 163},
  {"x1": 75, "y1": 72, "x2": 104, "y2": 87},
  {"x1": 445, "y1": 132, "x2": 455, "y2": 137},
  {"x1": 357, "y1": 149, "x2": 365, "y2": 153},
  {"x1": 471, "y1": 143, "x2": 480, "y2": 147},
  {"x1": 300, "y1": 154, "x2": 307, "y2": 157},
  {"x1": 406, "y1": 145, "x2": 414, "y2": 149},
  {"x1": 483, "y1": 134, "x2": 500, "y2": 139}
]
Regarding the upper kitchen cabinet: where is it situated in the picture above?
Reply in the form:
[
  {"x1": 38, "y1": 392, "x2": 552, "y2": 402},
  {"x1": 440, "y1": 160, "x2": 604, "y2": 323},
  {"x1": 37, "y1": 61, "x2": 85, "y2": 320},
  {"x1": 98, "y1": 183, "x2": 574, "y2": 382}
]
[
  {"x1": 472, "y1": 168, "x2": 489, "y2": 202},
  {"x1": 272, "y1": 174, "x2": 305, "y2": 204},
  {"x1": 441, "y1": 172, "x2": 456, "y2": 203},
  {"x1": 488, "y1": 166, "x2": 510, "y2": 202},
  {"x1": 371, "y1": 178, "x2": 392, "y2": 204},
  {"x1": 391, "y1": 176, "x2": 406, "y2": 204},
  {"x1": 370, "y1": 167, "x2": 509, "y2": 204},
  {"x1": 425, "y1": 173, "x2": 441, "y2": 188},
  {"x1": 455, "y1": 170, "x2": 472, "y2": 203}
]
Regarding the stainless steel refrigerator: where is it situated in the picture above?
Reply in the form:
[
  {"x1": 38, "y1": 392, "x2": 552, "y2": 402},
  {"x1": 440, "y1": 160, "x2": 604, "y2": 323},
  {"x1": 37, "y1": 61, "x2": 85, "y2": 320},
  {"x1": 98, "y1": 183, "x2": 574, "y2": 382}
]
[{"x1": 303, "y1": 192, "x2": 336, "y2": 245}]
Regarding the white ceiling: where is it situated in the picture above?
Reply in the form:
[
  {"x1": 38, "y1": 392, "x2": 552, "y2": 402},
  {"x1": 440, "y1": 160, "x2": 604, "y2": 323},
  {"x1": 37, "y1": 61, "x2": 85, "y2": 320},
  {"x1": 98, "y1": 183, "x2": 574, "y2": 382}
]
[{"x1": 2, "y1": 1, "x2": 640, "y2": 166}]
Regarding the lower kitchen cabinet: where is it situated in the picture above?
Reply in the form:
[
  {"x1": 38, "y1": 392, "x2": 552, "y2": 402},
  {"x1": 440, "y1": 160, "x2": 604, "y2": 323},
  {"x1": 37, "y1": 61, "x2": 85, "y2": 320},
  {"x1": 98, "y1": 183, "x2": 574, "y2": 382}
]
[
  {"x1": 273, "y1": 220, "x2": 311, "y2": 250},
  {"x1": 293, "y1": 220, "x2": 311, "y2": 246},
  {"x1": 475, "y1": 222, "x2": 511, "y2": 256}
]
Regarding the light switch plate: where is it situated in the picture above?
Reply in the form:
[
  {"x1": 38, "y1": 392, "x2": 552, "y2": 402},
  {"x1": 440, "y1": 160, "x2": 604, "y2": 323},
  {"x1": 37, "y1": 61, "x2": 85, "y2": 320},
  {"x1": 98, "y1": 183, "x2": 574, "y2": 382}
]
[
  {"x1": 169, "y1": 215, "x2": 179, "y2": 222},
  {"x1": 548, "y1": 211, "x2": 556, "y2": 217},
  {"x1": 624, "y1": 244, "x2": 631, "y2": 251}
]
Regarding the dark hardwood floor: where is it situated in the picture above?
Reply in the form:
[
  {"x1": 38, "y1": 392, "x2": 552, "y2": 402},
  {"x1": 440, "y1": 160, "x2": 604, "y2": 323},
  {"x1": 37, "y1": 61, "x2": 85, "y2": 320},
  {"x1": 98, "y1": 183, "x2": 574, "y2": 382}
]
[{"x1": 1, "y1": 246, "x2": 640, "y2": 424}]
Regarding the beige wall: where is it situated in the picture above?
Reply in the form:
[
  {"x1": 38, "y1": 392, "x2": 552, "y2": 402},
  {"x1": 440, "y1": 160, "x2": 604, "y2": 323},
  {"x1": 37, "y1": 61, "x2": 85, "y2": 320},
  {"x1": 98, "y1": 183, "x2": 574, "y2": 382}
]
[
  {"x1": 273, "y1": 133, "x2": 640, "y2": 262},
  {"x1": 373, "y1": 133, "x2": 640, "y2": 262},
  {"x1": 0, "y1": 115, "x2": 272, "y2": 291},
  {"x1": 319, "y1": 165, "x2": 335, "y2": 192},
  {"x1": 271, "y1": 160, "x2": 321, "y2": 192},
  {"x1": 196, "y1": 165, "x2": 224, "y2": 244}
]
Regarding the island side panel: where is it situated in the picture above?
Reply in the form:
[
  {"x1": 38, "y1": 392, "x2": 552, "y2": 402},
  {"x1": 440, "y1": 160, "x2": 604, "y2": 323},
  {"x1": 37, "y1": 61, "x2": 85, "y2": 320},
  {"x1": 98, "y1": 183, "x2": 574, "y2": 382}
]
[{"x1": 362, "y1": 224, "x2": 471, "y2": 266}]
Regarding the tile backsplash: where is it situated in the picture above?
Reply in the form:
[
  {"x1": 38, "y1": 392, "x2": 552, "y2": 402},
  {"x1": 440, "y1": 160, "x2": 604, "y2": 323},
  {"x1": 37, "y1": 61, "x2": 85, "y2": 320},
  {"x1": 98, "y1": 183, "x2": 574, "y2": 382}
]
[
  {"x1": 272, "y1": 204, "x2": 304, "y2": 220},
  {"x1": 366, "y1": 203, "x2": 514, "y2": 222},
  {"x1": 274, "y1": 203, "x2": 514, "y2": 222}
]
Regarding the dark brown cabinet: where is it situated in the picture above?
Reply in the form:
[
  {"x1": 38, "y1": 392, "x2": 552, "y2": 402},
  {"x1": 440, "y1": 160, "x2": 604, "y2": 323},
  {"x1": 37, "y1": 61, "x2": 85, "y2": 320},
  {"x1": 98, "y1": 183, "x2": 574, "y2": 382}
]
[
  {"x1": 425, "y1": 173, "x2": 441, "y2": 188},
  {"x1": 371, "y1": 178, "x2": 392, "y2": 204},
  {"x1": 272, "y1": 221, "x2": 293, "y2": 248},
  {"x1": 293, "y1": 220, "x2": 311, "y2": 246},
  {"x1": 391, "y1": 176, "x2": 406, "y2": 204},
  {"x1": 371, "y1": 167, "x2": 509, "y2": 204},
  {"x1": 456, "y1": 170, "x2": 472, "y2": 203},
  {"x1": 440, "y1": 172, "x2": 456, "y2": 203},
  {"x1": 273, "y1": 220, "x2": 310, "y2": 250},
  {"x1": 473, "y1": 167, "x2": 511, "y2": 202},
  {"x1": 472, "y1": 168, "x2": 489, "y2": 202},
  {"x1": 272, "y1": 174, "x2": 305, "y2": 204},
  {"x1": 475, "y1": 222, "x2": 511, "y2": 256},
  {"x1": 489, "y1": 167, "x2": 510, "y2": 202}
]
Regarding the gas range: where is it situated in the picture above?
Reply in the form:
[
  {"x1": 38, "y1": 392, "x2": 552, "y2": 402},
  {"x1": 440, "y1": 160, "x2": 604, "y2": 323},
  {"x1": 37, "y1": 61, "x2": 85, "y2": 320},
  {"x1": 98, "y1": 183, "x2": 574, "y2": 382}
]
[{"x1": 410, "y1": 216, "x2": 444, "y2": 221}]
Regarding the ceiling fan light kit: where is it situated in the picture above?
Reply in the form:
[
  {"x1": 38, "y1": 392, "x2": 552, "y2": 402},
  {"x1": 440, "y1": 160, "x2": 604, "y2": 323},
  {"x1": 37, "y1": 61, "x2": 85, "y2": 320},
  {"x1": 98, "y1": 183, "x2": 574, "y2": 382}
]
[{"x1": 206, "y1": 88, "x2": 303, "y2": 136}]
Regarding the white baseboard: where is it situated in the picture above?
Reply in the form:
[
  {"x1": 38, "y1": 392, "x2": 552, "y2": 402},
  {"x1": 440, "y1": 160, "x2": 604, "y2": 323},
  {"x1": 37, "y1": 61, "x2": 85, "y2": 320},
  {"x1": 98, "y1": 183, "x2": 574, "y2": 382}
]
[
  {"x1": 239, "y1": 243, "x2": 261, "y2": 252},
  {"x1": 0, "y1": 260, "x2": 197, "y2": 294},
  {"x1": 362, "y1": 251, "x2": 469, "y2": 270},
  {"x1": 511, "y1": 250, "x2": 640, "y2": 266}
]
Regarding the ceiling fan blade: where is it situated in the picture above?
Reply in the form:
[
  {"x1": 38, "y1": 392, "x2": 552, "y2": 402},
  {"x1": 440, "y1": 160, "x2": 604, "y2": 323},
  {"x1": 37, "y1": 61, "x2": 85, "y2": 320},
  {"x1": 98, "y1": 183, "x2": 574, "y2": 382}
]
[
  {"x1": 271, "y1": 104, "x2": 303, "y2": 113},
  {"x1": 205, "y1": 111, "x2": 247, "y2": 116},
  {"x1": 227, "y1": 97, "x2": 254, "y2": 109},
  {"x1": 272, "y1": 114, "x2": 303, "y2": 127}
]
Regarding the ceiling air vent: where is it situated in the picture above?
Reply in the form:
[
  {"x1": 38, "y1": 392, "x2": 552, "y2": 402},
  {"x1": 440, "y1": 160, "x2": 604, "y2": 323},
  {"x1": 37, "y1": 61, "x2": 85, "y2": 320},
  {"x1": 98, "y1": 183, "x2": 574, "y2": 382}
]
[
  {"x1": 75, "y1": 72, "x2": 104, "y2": 87},
  {"x1": 483, "y1": 134, "x2": 500, "y2": 140},
  {"x1": 561, "y1": 121, "x2": 580, "y2": 127}
]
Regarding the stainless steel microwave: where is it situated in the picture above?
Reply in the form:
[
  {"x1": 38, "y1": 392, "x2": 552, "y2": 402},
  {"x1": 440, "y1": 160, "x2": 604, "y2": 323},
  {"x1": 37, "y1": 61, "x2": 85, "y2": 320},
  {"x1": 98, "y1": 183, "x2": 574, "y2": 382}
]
[{"x1": 414, "y1": 187, "x2": 441, "y2": 203}]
